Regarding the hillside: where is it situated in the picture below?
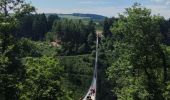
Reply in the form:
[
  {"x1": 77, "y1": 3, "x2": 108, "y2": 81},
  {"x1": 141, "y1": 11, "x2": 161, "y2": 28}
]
[
  {"x1": 46, "y1": 13, "x2": 106, "y2": 21},
  {"x1": 72, "y1": 13, "x2": 106, "y2": 20}
]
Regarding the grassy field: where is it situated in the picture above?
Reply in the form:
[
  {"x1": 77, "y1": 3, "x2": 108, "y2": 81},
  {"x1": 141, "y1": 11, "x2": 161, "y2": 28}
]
[{"x1": 58, "y1": 14, "x2": 90, "y2": 20}]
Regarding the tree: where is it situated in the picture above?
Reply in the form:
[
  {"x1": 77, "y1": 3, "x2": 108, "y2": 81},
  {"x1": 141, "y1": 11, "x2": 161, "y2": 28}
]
[
  {"x1": 160, "y1": 18, "x2": 170, "y2": 45},
  {"x1": 52, "y1": 19, "x2": 96, "y2": 55},
  {"x1": 103, "y1": 17, "x2": 117, "y2": 37},
  {"x1": 107, "y1": 3, "x2": 168, "y2": 99},
  {"x1": 15, "y1": 15, "x2": 34, "y2": 38},
  {"x1": 40, "y1": 13, "x2": 48, "y2": 39},
  {"x1": 0, "y1": 0, "x2": 35, "y2": 99},
  {"x1": 15, "y1": 14, "x2": 49, "y2": 40},
  {"x1": 47, "y1": 14, "x2": 60, "y2": 31},
  {"x1": 18, "y1": 56, "x2": 71, "y2": 100},
  {"x1": 0, "y1": 0, "x2": 35, "y2": 52},
  {"x1": 32, "y1": 14, "x2": 48, "y2": 40},
  {"x1": 45, "y1": 32, "x2": 57, "y2": 42}
]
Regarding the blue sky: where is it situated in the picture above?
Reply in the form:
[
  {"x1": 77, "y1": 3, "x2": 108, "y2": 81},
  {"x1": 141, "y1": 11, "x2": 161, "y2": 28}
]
[{"x1": 26, "y1": 0, "x2": 170, "y2": 18}]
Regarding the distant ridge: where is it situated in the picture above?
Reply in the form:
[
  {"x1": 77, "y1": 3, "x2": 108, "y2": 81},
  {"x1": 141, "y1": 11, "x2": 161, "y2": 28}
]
[
  {"x1": 46, "y1": 13, "x2": 106, "y2": 20},
  {"x1": 72, "y1": 13, "x2": 106, "y2": 20}
]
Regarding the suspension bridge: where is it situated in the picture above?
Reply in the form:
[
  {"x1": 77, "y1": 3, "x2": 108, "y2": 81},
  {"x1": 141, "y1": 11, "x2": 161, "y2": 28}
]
[{"x1": 82, "y1": 33, "x2": 99, "y2": 100}]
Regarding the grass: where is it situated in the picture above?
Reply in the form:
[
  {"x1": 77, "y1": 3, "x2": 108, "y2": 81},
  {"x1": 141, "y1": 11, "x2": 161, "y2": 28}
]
[{"x1": 58, "y1": 15, "x2": 90, "y2": 20}]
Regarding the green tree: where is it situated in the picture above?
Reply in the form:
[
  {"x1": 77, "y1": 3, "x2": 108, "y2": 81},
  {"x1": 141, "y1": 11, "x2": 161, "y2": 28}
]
[
  {"x1": 45, "y1": 32, "x2": 57, "y2": 42},
  {"x1": 0, "y1": 0, "x2": 35, "y2": 52},
  {"x1": 15, "y1": 15, "x2": 34, "y2": 38},
  {"x1": 47, "y1": 14, "x2": 60, "y2": 31},
  {"x1": 32, "y1": 14, "x2": 48, "y2": 40},
  {"x1": 103, "y1": 17, "x2": 117, "y2": 37},
  {"x1": 18, "y1": 56, "x2": 71, "y2": 100},
  {"x1": 52, "y1": 19, "x2": 96, "y2": 55},
  {"x1": 160, "y1": 18, "x2": 170, "y2": 45},
  {"x1": 107, "y1": 3, "x2": 168, "y2": 99},
  {"x1": 0, "y1": 0, "x2": 34, "y2": 99}
]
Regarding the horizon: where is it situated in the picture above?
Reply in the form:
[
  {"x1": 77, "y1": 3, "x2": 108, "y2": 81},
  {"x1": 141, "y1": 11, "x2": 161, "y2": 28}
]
[{"x1": 26, "y1": 0, "x2": 170, "y2": 19}]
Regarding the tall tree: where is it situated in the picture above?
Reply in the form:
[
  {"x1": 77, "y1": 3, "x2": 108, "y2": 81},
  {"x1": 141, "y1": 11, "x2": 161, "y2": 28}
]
[
  {"x1": 103, "y1": 17, "x2": 117, "y2": 37},
  {"x1": 15, "y1": 15, "x2": 34, "y2": 38},
  {"x1": 52, "y1": 19, "x2": 96, "y2": 55},
  {"x1": 18, "y1": 56, "x2": 71, "y2": 100},
  {"x1": 107, "y1": 3, "x2": 168, "y2": 99},
  {"x1": 32, "y1": 14, "x2": 48, "y2": 40},
  {"x1": 0, "y1": 0, "x2": 35, "y2": 99},
  {"x1": 47, "y1": 14, "x2": 60, "y2": 31},
  {"x1": 0, "y1": 0, "x2": 35, "y2": 52},
  {"x1": 160, "y1": 18, "x2": 170, "y2": 45}
]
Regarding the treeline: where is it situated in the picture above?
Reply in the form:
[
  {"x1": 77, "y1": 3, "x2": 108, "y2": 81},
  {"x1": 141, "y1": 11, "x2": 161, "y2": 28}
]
[
  {"x1": 103, "y1": 14, "x2": 170, "y2": 45},
  {"x1": 15, "y1": 13, "x2": 97, "y2": 55},
  {"x1": 15, "y1": 14, "x2": 59, "y2": 40},
  {"x1": 48, "y1": 19, "x2": 96, "y2": 55}
]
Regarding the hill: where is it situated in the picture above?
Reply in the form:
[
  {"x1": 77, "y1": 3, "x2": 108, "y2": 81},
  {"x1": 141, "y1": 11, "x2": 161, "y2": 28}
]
[
  {"x1": 72, "y1": 13, "x2": 106, "y2": 20},
  {"x1": 46, "y1": 13, "x2": 106, "y2": 21}
]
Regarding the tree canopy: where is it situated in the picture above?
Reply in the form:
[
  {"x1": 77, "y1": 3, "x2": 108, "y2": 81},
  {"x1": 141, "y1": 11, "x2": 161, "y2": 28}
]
[{"x1": 107, "y1": 3, "x2": 169, "y2": 99}]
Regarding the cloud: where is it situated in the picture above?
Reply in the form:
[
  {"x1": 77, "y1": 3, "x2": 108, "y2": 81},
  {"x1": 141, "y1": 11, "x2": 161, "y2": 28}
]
[
  {"x1": 146, "y1": 5, "x2": 170, "y2": 18},
  {"x1": 166, "y1": 1, "x2": 170, "y2": 4},
  {"x1": 79, "y1": 1, "x2": 112, "y2": 4},
  {"x1": 151, "y1": 0, "x2": 170, "y2": 5},
  {"x1": 149, "y1": 0, "x2": 170, "y2": 18},
  {"x1": 151, "y1": 0, "x2": 163, "y2": 2}
]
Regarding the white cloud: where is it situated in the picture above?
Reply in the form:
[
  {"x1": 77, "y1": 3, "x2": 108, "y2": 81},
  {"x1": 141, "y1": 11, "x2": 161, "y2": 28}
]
[
  {"x1": 166, "y1": 1, "x2": 170, "y2": 5},
  {"x1": 151, "y1": 0, "x2": 170, "y2": 5},
  {"x1": 151, "y1": 0, "x2": 163, "y2": 2},
  {"x1": 79, "y1": 1, "x2": 112, "y2": 4},
  {"x1": 149, "y1": 0, "x2": 170, "y2": 18}
]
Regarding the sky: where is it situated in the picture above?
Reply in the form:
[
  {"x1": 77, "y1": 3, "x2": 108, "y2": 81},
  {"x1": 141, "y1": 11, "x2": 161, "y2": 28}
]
[{"x1": 25, "y1": 0, "x2": 170, "y2": 18}]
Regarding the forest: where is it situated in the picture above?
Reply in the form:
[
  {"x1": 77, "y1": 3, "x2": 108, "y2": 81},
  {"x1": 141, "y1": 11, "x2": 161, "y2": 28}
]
[{"x1": 0, "y1": 0, "x2": 170, "y2": 100}]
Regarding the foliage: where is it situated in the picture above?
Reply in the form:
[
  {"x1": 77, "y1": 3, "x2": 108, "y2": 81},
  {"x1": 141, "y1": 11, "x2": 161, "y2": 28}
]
[
  {"x1": 0, "y1": 0, "x2": 35, "y2": 28},
  {"x1": 59, "y1": 54, "x2": 94, "y2": 99},
  {"x1": 1, "y1": 0, "x2": 170, "y2": 99},
  {"x1": 15, "y1": 38, "x2": 58, "y2": 57},
  {"x1": 18, "y1": 56, "x2": 71, "y2": 100},
  {"x1": 160, "y1": 18, "x2": 170, "y2": 45},
  {"x1": 45, "y1": 32, "x2": 57, "y2": 42},
  {"x1": 0, "y1": 0, "x2": 35, "y2": 99},
  {"x1": 107, "y1": 3, "x2": 169, "y2": 100},
  {"x1": 47, "y1": 14, "x2": 60, "y2": 31},
  {"x1": 16, "y1": 14, "x2": 56, "y2": 41},
  {"x1": 0, "y1": 34, "x2": 25, "y2": 100},
  {"x1": 103, "y1": 17, "x2": 117, "y2": 37},
  {"x1": 34, "y1": 41, "x2": 58, "y2": 57},
  {"x1": 12, "y1": 38, "x2": 41, "y2": 57},
  {"x1": 32, "y1": 13, "x2": 48, "y2": 40},
  {"x1": 52, "y1": 19, "x2": 96, "y2": 55}
]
